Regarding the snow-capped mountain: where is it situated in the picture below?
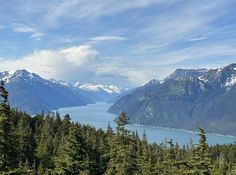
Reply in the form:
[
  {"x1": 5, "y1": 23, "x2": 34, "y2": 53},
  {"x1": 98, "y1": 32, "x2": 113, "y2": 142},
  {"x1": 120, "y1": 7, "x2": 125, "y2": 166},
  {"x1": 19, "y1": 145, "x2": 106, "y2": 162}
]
[
  {"x1": 164, "y1": 68, "x2": 208, "y2": 81},
  {"x1": 48, "y1": 79, "x2": 126, "y2": 102},
  {"x1": 0, "y1": 69, "x2": 42, "y2": 84},
  {"x1": 0, "y1": 69, "x2": 126, "y2": 114},
  {"x1": 74, "y1": 82, "x2": 124, "y2": 94},
  {"x1": 73, "y1": 82, "x2": 126, "y2": 102},
  {"x1": 163, "y1": 63, "x2": 236, "y2": 90},
  {"x1": 109, "y1": 63, "x2": 236, "y2": 136},
  {"x1": 48, "y1": 79, "x2": 125, "y2": 94},
  {"x1": 49, "y1": 78, "x2": 72, "y2": 87},
  {"x1": 0, "y1": 69, "x2": 93, "y2": 114}
]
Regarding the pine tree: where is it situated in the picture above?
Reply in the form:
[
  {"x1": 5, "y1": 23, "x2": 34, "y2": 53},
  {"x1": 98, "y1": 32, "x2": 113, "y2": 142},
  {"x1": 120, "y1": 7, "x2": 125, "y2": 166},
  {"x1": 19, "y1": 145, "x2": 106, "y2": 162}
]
[
  {"x1": 55, "y1": 126, "x2": 89, "y2": 175},
  {"x1": 36, "y1": 115, "x2": 55, "y2": 174},
  {"x1": 106, "y1": 112, "x2": 140, "y2": 175},
  {"x1": 137, "y1": 132, "x2": 153, "y2": 174},
  {"x1": 0, "y1": 81, "x2": 18, "y2": 172},
  {"x1": 190, "y1": 128, "x2": 212, "y2": 175},
  {"x1": 161, "y1": 139, "x2": 179, "y2": 175},
  {"x1": 17, "y1": 114, "x2": 35, "y2": 169}
]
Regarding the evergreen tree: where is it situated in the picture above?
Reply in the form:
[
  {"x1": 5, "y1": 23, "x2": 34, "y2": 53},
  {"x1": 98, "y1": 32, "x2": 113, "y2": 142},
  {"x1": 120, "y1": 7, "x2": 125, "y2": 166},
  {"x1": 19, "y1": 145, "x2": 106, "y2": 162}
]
[
  {"x1": 0, "y1": 81, "x2": 18, "y2": 172},
  {"x1": 190, "y1": 128, "x2": 212, "y2": 175},
  {"x1": 106, "y1": 112, "x2": 139, "y2": 175},
  {"x1": 55, "y1": 126, "x2": 89, "y2": 175},
  {"x1": 138, "y1": 133, "x2": 153, "y2": 174},
  {"x1": 161, "y1": 139, "x2": 179, "y2": 175},
  {"x1": 0, "y1": 88, "x2": 235, "y2": 174},
  {"x1": 36, "y1": 115, "x2": 55, "y2": 174},
  {"x1": 17, "y1": 114, "x2": 35, "y2": 169}
]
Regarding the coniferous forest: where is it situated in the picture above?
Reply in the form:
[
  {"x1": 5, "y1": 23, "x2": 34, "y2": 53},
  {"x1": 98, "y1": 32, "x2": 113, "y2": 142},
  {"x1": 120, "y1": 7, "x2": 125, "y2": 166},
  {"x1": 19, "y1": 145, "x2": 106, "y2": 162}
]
[{"x1": 0, "y1": 82, "x2": 236, "y2": 175}]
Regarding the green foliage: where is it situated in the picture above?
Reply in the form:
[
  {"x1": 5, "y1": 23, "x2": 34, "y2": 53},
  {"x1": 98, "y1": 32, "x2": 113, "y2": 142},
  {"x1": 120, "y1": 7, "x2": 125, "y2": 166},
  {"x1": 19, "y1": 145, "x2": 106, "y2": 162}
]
[
  {"x1": 56, "y1": 125, "x2": 89, "y2": 174},
  {"x1": 0, "y1": 81, "x2": 18, "y2": 172},
  {"x1": 0, "y1": 88, "x2": 236, "y2": 174},
  {"x1": 189, "y1": 128, "x2": 212, "y2": 175},
  {"x1": 105, "y1": 112, "x2": 139, "y2": 175}
]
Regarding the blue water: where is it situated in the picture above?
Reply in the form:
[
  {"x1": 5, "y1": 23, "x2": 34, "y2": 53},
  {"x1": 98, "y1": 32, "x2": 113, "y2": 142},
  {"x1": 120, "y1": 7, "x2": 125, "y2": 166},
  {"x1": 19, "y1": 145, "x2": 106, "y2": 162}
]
[{"x1": 57, "y1": 102, "x2": 236, "y2": 146}]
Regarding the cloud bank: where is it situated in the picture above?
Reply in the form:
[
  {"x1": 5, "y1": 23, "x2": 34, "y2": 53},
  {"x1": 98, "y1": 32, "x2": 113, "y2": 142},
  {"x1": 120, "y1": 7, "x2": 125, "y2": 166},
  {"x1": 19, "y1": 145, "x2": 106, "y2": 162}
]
[{"x1": 0, "y1": 45, "x2": 98, "y2": 81}]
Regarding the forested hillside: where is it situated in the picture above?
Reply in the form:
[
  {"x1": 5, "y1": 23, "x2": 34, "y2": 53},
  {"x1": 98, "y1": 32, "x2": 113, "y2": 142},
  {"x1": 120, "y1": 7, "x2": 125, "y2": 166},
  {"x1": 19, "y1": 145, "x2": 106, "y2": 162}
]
[
  {"x1": 109, "y1": 64, "x2": 236, "y2": 136},
  {"x1": 0, "y1": 81, "x2": 236, "y2": 175}
]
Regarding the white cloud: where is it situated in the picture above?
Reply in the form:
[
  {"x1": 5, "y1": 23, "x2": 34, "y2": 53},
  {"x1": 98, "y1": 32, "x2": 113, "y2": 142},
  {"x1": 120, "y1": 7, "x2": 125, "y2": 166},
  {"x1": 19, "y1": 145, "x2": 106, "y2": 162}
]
[
  {"x1": 0, "y1": 45, "x2": 98, "y2": 80},
  {"x1": 187, "y1": 36, "x2": 208, "y2": 42},
  {"x1": 128, "y1": 0, "x2": 228, "y2": 55},
  {"x1": 90, "y1": 36, "x2": 126, "y2": 41},
  {"x1": 12, "y1": 23, "x2": 44, "y2": 39},
  {"x1": 40, "y1": 0, "x2": 166, "y2": 27},
  {"x1": 95, "y1": 65, "x2": 156, "y2": 85},
  {"x1": 136, "y1": 43, "x2": 236, "y2": 67}
]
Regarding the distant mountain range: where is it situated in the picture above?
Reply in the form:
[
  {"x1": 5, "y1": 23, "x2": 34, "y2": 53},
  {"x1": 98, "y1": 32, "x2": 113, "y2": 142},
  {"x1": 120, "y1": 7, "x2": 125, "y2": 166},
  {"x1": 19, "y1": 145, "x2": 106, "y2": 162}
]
[
  {"x1": 0, "y1": 69, "x2": 125, "y2": 114},
  {"x1": 109, "y1": 63, "x2": 236, "y2": 135}
]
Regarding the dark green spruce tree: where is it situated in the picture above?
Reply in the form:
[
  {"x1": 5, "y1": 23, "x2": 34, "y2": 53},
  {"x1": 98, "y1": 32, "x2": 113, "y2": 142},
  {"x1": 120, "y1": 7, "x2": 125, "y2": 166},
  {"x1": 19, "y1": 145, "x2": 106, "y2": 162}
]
[
  {"x1": 106, "y1": 112, "x2": 139, "y2": 175},
  {"x1": 55, "y1": 125, "x2": 89, "y2": 175},
  {"x1": 0, "y1": 81, "x2": 18, "y2": 172},
  {"x1": 190, "y1": 128, "x2": 212, "y2": 175}
]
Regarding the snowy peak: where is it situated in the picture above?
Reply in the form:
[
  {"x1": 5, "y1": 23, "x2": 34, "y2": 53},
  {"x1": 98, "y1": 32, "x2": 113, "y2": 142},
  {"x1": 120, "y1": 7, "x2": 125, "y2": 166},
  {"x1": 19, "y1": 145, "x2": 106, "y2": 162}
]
[
  {"x1": 0, "y1": 69, "x2": 127, "y2": 114},
  {"x1": 165, "y1": 68, "x2": 208, "y2": 81},
  {"x1": 0, "y1": 69, "x2": 41, "y2": 84},
  {"x1": 109, "y1": 63, "x2": 236, "y2": 136},
  {"x1": 163, "y1": 64, "x2": 236, "y2": 90},
  {"x1": 74, "y1": 82, "x2": 124, "y2": 94},
  {"x1": 49, "y1": 79, "x2": 72, "y2": 87},
  {"x1": 0, "y1": 69, "x2": 125, "y2": 95}
]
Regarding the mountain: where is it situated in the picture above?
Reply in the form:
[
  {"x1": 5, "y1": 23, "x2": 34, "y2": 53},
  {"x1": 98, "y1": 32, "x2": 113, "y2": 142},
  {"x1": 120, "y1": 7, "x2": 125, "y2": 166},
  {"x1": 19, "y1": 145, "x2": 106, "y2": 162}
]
[
  {"x1": 50, "y1": 80, "x2": 126, "y2": 102},
  {"x1": 73, "y1": 82, "x2": 124, "y2": 102},
  {"x1": 108, "y1": 88, "x2": 135, "y2": 103},
  {"x1": 109, "y1": 63, "x2": 236, "y2": 135},
  {"x1": 0, "y1": 70, "x2": 94, "y2": 114},
  {"x1": 0, "y1": 69, "x2": 126, "y2": 114}
]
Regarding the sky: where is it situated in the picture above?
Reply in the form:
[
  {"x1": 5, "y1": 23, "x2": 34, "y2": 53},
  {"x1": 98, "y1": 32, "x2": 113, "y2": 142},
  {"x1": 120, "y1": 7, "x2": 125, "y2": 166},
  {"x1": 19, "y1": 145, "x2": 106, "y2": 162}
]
[{"x1": 0, "y1": 0, "x2": 236, "y2": 87}]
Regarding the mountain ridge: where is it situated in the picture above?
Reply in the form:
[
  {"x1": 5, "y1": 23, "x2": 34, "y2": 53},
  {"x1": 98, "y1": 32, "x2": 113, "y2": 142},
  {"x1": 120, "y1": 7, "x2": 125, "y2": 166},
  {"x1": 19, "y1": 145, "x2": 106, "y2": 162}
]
[
  {"x1": 109, "y1": 63, "x2": 236, "y2": 135},
  {"x1": 0, "y1": 69, "x2": 126, "y2": 114}
]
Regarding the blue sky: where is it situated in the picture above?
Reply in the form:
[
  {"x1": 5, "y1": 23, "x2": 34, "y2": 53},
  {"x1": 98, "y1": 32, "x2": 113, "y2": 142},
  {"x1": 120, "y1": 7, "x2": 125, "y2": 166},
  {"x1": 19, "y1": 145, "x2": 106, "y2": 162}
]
[{"x1": 0, "y1": 0, "x2": 236, "y2": 87}]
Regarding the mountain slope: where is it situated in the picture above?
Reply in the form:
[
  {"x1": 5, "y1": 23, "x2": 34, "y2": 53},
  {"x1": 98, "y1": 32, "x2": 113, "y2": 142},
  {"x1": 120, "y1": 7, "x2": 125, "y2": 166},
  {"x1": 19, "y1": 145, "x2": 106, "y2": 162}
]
[
  {"x1": 0, "y1": 69, "x2": 126, "y2": 114},
  {"x1": 73, "y1": 82, "x2": 124, "y2": 102},
  {"x1": 109, "y1": 63, "x2": 236, "y2": 135},
  {"x1": 1, "y1": 70, "x2": 93, "y2": 114}
]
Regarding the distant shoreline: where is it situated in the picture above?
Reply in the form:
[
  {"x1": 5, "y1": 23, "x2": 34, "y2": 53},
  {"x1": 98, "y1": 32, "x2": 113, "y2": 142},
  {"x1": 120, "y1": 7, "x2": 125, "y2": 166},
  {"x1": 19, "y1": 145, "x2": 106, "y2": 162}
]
[{"x1": 129, "y1": 123, "x2": 236, "y2": 139}]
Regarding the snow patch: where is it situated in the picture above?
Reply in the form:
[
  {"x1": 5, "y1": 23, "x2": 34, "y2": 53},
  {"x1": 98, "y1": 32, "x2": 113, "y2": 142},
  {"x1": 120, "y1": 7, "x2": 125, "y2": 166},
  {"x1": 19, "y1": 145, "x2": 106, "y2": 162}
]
[
  {"x1": 50, "y1": 79, "x2": 72, "y2": 87},
  {"x1": 225, "y1": 74, "x2": 236, "y2": 88},
  {"x1": 198, "y1": 76, "x2": 208, "y2": 82},
  {"x1": 1, "y1": 70, "x2": 15, "y2": 84},
  {"x1": 160, "y1": 80, "x2": 165, "y2": 84},
  {"x1": 216, "y1": 68, "x2": 222, "y2": 74}
]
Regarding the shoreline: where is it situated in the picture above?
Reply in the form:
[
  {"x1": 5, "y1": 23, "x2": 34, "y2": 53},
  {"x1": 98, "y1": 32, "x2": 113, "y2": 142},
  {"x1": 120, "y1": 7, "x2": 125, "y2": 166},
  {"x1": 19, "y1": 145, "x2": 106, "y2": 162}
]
[{"x1": 128, "y1": 123, "x2": 236, "y2": 139}]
